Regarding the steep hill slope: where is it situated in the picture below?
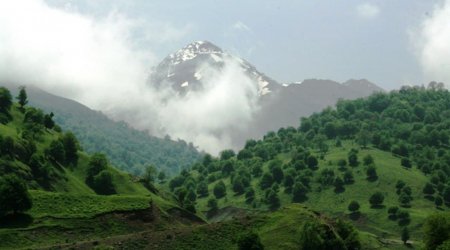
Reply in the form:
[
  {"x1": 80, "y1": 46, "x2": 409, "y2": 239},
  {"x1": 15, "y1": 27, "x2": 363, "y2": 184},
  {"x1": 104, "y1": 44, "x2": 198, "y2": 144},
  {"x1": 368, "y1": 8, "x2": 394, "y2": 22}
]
[
  {"x1": 0, "y1": 87, "x2": 202, "y2": 249},
  {"x1": 166, "y1": 87, "x2": 450, "y2": 246},
  {"x1": 2, "y1": 83, "x2": 201, "y2": 176}
]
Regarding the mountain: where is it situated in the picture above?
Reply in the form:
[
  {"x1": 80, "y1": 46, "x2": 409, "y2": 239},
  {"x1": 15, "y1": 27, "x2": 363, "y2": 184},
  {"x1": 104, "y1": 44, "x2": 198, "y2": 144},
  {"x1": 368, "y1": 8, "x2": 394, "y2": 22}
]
[
  {"x1": 1, "y1": 83, "x2": 201, "y2": 176},
  {"x1": 149, "y1": 41, "x2": 384, "y2": 150},
  {"x1": 149, "y1": 40, "x2": 280, "y2": 96}
]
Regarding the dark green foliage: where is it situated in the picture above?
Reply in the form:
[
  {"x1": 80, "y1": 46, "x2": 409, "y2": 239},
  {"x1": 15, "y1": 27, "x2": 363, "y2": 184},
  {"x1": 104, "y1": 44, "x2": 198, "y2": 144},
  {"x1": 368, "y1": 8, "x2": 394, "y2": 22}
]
[
  {"x1": 92, "y1": 170, "x2": 115, "y2": 195},
  {"x1": 269, "y1": 165, "x2": 284, "y2": 184},
  {"x1": 388, "y1": 206, "x2": 399, "y2": 220},
  {"x1": 337, "y1": 159, "x2": 347, "y2": 169},
  {"x1": 334, "y1": 219, "x2": 361, "y2": 250},
  {"x1": 260, "y1": 172, "x2": 273, "y2": 190},
  {"x1": 348, "y1": 149, "x2": 359, "y2": 167},
  {"x1": 401, "y1": 158, "x2": 412, "y2": 169},
  {"x1": 232, "y1": 177, "x2": 245, "y2": 195},
  {"x1": 43, "y1": 112, "x2": 55, "y2": 129},
  {"x1": 221, "y1": 159, "x2": 235, "y2": 176},
  {"x1": 84, "y1": 153, "x2": 116, "y2": 195},
  {"x1": 363, "y1": 154, "x2": 374, "y2": 166},
  {"x1": 318, "y1": 169, "x2": 335, "y2": 187},
  {"x1": 157, "y1": 171, "x2": 166, "y2": 183},
  {"x1": 61, "y1": 132, "x2": 78, "y2": 165},
  {"x1": 307, "y1": 155, "x2": 318, "y2": 169},
  {"x1": 443, "y1": 187, "x2": 450, "y2": 204},
  {"x1": 369, "y1": 192, "x2": 384, "y2": 208},
  {"x1": 16, "y1": 86, "x2": 28, "y2": 110},
  {"x1": 207, "y1": 198, "x2": 218, "y2": 211},
  {"x1": 0, "y1": 174, "x2": 32, "y2": 216},
  {"x1": 245, "y1": 188, "x2": 255, "y2": 204},
  {"x1": 298, "y1": 219, "x2": 359, "y2": 250},
  {"x1": 220, "y1": 149, "x2": 235, "y2": 161},
  {"x1": 0, "y1": 87, "x2": 12, "y2": 121},
  {"x1": 348, "y1": 201, "x2": 360, "y2": 213},
  {"x1": 213, "y1": 181, "x2": 226, "y2": 199},
  {"x1": 196, "y1": 181, "x2": 209, "y2": 197},
  {"x1": 423, "y1": 213, "x2": 450, "y2": 250},
  {"x1": 237, "y1": 232, "x2": 264, "y2": 250},
  {"x1": 1, "y1": 136, "x2": 15, "y2": 158},
  {"x1": 423, "y1": 183, "x2": 435, "y2": 196},
  {"x1": 334, "y1": 176, "x2": 345, "y2": 192},
  {"x1": 46, "y1": 140, "x2": 65, "y2": 164},
  {"x1": 435, "y1": 196, "x2": 443, "y2": 207},
  {"x1": 401, "y1": 227, "x2": 409, "y2": 244},
  {"x1": 266, "y1": 189, "x2": 280, "y2": 210},
  {"x1": 397, "y1": 210, "x2": 410, "y2": 226},
  {"x1": 366, "y1": 165, "x2": 378, "y2": 181},
  {"x1": 143, "y1": 165, "x2": 157, "y2": 184},
  {"x1": 343, "y1": 170, "x2": 354, "y2": 184},
  {"x1": 237, "y1": 148, "x2": 252, "y2": 160},
  {"x1": 292, "y1": 182, "x2": 308, "y2": 202}
]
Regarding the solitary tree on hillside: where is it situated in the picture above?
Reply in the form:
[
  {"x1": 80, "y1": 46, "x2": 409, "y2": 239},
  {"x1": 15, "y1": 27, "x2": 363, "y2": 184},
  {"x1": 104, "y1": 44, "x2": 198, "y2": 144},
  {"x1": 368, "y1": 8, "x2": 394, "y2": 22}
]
[
  {"x1": 0, "y1": 87, "x2": 12, "y2": 112},
  {"x1": 366, "y1": 165, "x2": 378, "y2": 181},
  {"x1": 348, "y1": 201, "x2": 360, "y2": 214},
  {"x1": 62, "y1": 132, "x2": 79, "y2": 165},
  {"x1": 0, "y1": 175, "x2": 32, "y2": 215},
  {"x1": 16, "y1": 86, "x2": 28, "y2": 111},
  {"x1": 369, "y1": 192, "x2": 384, "y2": 208},
  {"x1": 213, "y1": 181, "x2": 226, "y2": 199},
  {"x1": 401, "y1": 227, "x2": 410, "y2": 245}
]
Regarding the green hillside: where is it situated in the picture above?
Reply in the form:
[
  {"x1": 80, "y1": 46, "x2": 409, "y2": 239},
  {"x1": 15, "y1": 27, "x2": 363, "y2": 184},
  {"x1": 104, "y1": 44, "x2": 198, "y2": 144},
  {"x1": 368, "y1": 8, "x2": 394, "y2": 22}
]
[
  {"x1": 166, "y1": 86, "x2": 450, "y2": 247},
  {"x1": 0, "y1": 86, "x2": 198, "y2": 249},
  {"x1": 3, "y1": 83, "x2": 202, "y2": 176}
]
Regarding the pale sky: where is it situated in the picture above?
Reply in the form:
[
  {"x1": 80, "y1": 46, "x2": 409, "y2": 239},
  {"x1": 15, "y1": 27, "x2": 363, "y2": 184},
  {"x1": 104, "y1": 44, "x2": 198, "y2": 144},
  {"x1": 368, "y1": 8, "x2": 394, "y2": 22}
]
[{"x1": 44, "y1": 0, "x2": 443, "y2": 89}]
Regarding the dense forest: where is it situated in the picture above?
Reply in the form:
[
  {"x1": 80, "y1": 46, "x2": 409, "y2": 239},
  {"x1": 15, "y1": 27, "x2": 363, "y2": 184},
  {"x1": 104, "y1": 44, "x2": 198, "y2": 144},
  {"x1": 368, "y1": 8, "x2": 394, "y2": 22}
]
[{"x1": 167, "y1": 85, "x2": 450, "y2": 249}]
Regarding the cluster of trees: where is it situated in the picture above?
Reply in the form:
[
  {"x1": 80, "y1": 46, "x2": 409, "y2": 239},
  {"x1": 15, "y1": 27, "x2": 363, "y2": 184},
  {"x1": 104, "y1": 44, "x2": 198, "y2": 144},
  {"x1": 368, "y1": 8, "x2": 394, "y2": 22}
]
[
  {"x1": 298, "y1": 87, "x2": 450, "y2": 205},
  {"x1": 85, "y1": 153, "x2": 116, "y2": 195},
  {"x1": 298, "y1": 219, "x2": 360, "y2": 250},
  {"x1": 0, "y1": 174, "x2": 32, "y2": 217}
]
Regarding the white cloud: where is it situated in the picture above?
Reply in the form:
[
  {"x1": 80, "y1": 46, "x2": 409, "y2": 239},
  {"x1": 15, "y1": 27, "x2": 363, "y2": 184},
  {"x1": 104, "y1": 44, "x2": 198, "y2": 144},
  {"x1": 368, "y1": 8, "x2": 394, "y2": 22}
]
[
  {"x1": 0, "y1": 0, "x2": 260, "y2": 154},
  {"x1": 413, "y1": 0, "x2": 450, "y2": 87},
  {"x1": 233, "y1": 21, "x2": 251, "y2": 32},
  {"x1": 356, "y1": 3, "x2": 380, "y2": 19}
]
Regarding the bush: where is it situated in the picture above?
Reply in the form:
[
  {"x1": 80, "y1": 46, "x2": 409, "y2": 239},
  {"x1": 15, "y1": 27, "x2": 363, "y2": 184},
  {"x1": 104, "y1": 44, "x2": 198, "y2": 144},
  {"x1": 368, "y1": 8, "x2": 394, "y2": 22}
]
[
  {"x1": 369, "y1": 192, "x2": 384, "y2": 208},
  {"x1": 213, "y1": 181, "x2": 226, "y2": 199},
  {"x1": 237, "y1": 232, "x2": 264, "y2": 250},
  {"x1": 0, "y1": 175, "x2": 32, "y2": 216},
  {"x1": 348, "y1": 201, "x2": 360, "y2": 213}
]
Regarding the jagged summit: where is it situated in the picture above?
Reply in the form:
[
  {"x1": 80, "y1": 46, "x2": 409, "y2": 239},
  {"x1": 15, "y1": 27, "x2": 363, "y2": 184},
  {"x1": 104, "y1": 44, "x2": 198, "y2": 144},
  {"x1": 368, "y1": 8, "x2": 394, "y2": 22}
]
[
  {"x1": 149, "y1": 40, "x2": 280, "y2": 96},
  {"x1": 168, "y1": 41, "x2": 224, "y2": 65}
]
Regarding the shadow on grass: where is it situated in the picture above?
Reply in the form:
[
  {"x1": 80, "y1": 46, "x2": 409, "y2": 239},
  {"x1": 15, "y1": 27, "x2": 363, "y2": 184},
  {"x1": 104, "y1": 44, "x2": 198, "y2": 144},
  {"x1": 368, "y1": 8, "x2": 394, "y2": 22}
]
[
  {"x1": 349, "y1": 212, "x2": 361, "y2": 221},
  {"x1": 366, "y1": 176, "x2": 378, "y2": 182},
  {"x1": 370, "y1": 205, "x2": 385, "y2": 209},
  {"x1": 0, "y1": 213, "x2": 33, "y2": 228},
  {"x1": 398, "y1": 219, "x2": 411, "y2": 226}
]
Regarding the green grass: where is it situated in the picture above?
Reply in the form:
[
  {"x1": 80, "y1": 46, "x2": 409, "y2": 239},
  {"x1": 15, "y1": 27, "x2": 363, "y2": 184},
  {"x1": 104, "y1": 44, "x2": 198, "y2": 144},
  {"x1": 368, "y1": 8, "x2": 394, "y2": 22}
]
[
  {"x1": 189, "y1": 141, "x2": 446, "y2": 246},
  {"x1": 29, "y1": 190, "x2": 151, "y2": 219}
]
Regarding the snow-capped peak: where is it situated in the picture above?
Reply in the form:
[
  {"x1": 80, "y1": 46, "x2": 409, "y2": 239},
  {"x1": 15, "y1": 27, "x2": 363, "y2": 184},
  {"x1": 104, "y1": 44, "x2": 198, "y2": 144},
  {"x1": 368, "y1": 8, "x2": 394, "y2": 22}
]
[
  {"x1": 149, "y1": 41, "x2": 281, "y2": 96},
  {"x1": 169, "y1": 41, "x2": 223, "y2": 65}
]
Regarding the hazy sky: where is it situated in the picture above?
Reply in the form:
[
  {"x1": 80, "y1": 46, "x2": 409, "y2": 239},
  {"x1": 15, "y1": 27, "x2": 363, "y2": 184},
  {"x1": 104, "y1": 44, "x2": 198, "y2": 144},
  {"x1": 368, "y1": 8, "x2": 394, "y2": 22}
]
[
  {"x1": 45, "y1": 0, "x2": 442, "y2": 89},
  {"x1": 1, "y1": 0, "x2": 449, "y2": 153}
]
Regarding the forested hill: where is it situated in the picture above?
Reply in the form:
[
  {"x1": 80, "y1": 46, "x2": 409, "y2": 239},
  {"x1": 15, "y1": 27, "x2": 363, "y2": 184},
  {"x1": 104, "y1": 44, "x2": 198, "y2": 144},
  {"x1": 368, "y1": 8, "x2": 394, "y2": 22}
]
[
  {"x1": 2, "y1": 83, "x2": 201, "y2": 176},
  {"x1": 167, "y1": 85, "x2": 450, "y2": 248}
]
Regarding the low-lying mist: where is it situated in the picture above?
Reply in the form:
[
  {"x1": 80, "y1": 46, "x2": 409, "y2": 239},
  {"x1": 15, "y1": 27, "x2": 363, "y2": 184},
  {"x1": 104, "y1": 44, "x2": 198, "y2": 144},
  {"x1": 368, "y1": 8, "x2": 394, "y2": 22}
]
[{"x1": 0, "y1": 0, "x2": 260, "y2": 154}]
